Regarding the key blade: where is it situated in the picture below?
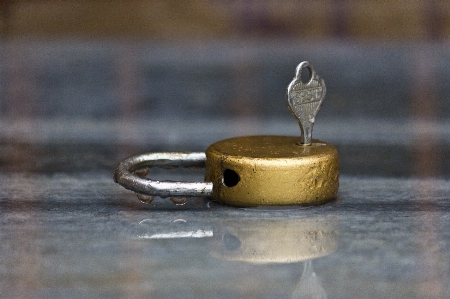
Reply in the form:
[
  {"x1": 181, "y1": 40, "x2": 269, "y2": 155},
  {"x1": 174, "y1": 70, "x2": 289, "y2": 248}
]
[{"x1": 287, "y1": 62, "x2": 326, "y2": 145}]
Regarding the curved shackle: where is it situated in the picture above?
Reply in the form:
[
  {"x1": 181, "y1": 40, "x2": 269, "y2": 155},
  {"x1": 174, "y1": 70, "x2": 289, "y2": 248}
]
[{"x1": 114, "y1": 152, "x2": 213, "y2": 199}]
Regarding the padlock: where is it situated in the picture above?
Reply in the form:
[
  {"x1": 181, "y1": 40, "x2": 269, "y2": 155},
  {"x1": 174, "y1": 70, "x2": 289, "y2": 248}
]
[{"x1": 114, "y1": 61, "x2": 339, "y2": 207}]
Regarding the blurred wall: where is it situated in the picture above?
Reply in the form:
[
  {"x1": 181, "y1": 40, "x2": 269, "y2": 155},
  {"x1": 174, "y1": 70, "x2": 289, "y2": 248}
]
[
  {"x1": 1, "y1": 0, "x2": 450, "y2": 41},
  {"x1": 1, "y1": 1, "x2": 449, "y2": 123},
  {"x1": 0, "y1": 1, "x2": 449, "y2": 178}
]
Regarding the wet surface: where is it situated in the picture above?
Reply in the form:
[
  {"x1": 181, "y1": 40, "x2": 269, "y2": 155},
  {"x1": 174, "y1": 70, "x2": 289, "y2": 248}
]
[
  {"x1": 1, "y1": 173, "x2": 449, "y2": 298},
  {"x1": 0, "y1": 40, "x2": 450, "y2": 298}
]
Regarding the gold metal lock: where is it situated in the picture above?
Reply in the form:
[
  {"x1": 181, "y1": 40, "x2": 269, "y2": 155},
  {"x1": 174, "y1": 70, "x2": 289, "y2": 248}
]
[
  {"x1": 205, "y1": 136, "x2": 338, "y2": 206},
  {"x1": 114, "y1": 61, "x2": 339, "y2": 206}
]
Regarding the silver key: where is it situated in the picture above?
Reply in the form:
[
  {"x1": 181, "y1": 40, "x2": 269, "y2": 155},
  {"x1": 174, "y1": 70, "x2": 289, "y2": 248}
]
[{"x1": 286, "y1": 61, "x2": 326, "y2": 145}]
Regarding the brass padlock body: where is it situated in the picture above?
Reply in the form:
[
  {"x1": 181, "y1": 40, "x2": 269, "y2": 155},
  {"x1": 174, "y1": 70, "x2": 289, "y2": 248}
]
[{"x1": 205, "y1": 135, "x2": 339, "y2": 207}]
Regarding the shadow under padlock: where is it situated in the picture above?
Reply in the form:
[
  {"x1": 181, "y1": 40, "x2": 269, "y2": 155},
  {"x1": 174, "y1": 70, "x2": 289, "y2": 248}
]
[{"x1": 135, "y1": 212, "x2": 338, "y2": 298}]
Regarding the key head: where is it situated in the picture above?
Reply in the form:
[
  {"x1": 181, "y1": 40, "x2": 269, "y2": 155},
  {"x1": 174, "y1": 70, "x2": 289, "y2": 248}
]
[{"x1": 287, "y1": 62, "x2": 326, "y2": 145}]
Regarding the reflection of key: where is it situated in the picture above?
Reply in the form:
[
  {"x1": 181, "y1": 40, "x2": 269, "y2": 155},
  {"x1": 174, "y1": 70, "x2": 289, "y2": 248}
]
[{"x1": 287, "y1": 61, "x2": 326, "y2": 145}]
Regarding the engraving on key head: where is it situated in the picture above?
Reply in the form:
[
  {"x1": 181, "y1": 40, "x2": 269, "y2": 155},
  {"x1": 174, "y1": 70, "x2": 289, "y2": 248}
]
[{"x1": 287, "y1": 61, "x2": 326, "y2": 145}]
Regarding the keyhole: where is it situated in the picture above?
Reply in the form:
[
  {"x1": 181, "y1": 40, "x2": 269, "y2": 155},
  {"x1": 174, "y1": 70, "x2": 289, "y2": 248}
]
[
  {"x1": 223, "y1": 169, "x2": 240, "y2": 187},
  {"x1": 300, "y1": 66, "x2": 312, "y2": 84}
]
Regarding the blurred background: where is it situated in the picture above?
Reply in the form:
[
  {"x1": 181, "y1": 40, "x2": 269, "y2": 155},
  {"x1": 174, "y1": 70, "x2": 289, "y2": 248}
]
[
  {"x1": 0, "y1": 0, "x2": 449, "y2": 177},
  {"x1": 2, "y1": 3, "x2": 450, "y2": 299}
]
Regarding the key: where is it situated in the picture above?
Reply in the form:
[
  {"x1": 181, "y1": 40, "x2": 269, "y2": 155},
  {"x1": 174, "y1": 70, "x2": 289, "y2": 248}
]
[{"x1": 286, "y1": 61, "x2": 326, "y2": 145}]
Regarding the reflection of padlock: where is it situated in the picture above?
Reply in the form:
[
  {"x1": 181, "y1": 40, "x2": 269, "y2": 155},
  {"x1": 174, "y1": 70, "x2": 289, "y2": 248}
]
[
  {"x1": 135, "y1": 214, "x2": 338, "y2": 264},
  {"x1": 114, "y1": 62, "x2": 339, "y2": 206},
  {"x1": 134, "y1": 213, "x2": 337, "y2": 299},
  {"x1": 211, "y1": 216, "x2": 338, "y2": 264}
]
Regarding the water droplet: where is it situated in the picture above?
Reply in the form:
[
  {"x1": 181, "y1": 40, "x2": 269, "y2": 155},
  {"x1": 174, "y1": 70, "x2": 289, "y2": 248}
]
[
  {"x1": 170, "y1": 197, "x2": 188, "y2": 205},
  {"x1": 137, "y1": 194, "x2": 155, "y2": 204},
  {"x1": 134, "y1": 168, "x2": 149, "y2": 178}
]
